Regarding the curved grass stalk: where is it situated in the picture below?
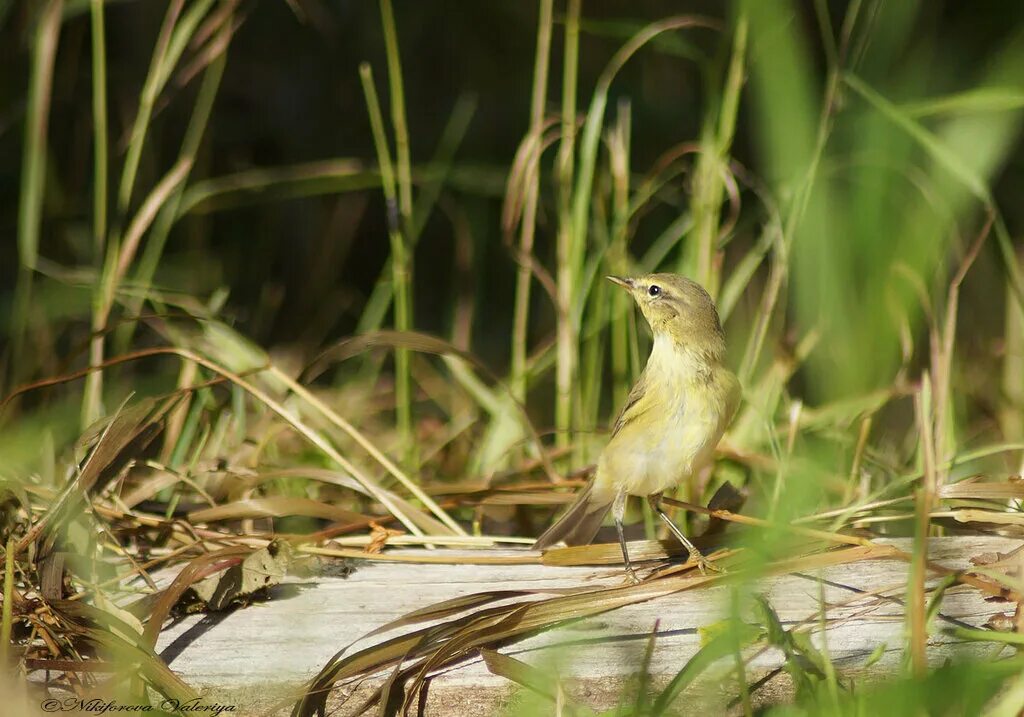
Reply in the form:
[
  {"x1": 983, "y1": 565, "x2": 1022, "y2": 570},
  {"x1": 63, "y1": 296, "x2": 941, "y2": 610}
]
[{"x1": 270, "y1": 366, "x2": 467, "y2": 536}]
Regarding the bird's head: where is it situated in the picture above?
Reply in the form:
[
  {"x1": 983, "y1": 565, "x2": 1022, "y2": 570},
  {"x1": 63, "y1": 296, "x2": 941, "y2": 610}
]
[{"x1": 606, "y1": 273, "x2": 725, "y2": 356}]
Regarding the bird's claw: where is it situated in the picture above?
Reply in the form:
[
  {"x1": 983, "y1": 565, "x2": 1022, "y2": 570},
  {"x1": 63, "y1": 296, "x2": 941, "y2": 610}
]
[
  {"x1": 692, "y1": 553, "x2": 725, "y2": 576},
  {"x1": 624, "y1": 568, "x2": 642, "y2": 585}
]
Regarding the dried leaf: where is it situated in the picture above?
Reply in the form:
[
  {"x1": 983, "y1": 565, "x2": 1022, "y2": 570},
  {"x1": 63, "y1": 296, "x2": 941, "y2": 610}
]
[
  {"x1": 365, "y1": 522, "x2": 404, "y2": 554},
  {"x1": 985, "y1": 613, "x2": 1016, "y2": 632},
  {"x1": 187, "y1": 540, "x2": 293, "y2": 611},
  {"x1": 138, "y1": 546, "x2": 253, "y2": 647}
]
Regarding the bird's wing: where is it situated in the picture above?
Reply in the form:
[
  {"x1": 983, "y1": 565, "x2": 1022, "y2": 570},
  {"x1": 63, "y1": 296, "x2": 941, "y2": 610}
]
[
  {"x1": 531, "y1": 481, "x2": 613, "y2": 549},
  {"x1": 721, "y1": 370, "x2": 741, "y2": 429},
  {"x1": 610, "y1": 369, "x2": 652, "y2": 438},
  {"x1": 534, "y1": 366, "x2": 653, "y2": 550}
]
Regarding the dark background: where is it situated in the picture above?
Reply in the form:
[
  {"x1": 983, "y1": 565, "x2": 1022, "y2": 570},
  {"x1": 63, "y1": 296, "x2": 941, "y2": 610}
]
[{"x1": 1, "y1": 0, "x2": 1022, "y2": 374}]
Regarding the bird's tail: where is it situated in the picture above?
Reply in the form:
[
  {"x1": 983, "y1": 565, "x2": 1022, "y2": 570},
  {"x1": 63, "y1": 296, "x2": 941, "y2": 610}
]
[{"x1": 532, "y1": 482, "x2": 612, "y2": 550}]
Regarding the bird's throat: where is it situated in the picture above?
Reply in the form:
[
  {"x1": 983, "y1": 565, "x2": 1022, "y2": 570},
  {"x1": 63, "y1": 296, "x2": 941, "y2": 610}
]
[{"x1": 649, "y1": 331, "x2": 723, "y2": 383}]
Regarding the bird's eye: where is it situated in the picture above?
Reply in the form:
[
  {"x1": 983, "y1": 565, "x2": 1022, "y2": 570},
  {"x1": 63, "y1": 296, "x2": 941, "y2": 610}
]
[{"x1": 648, "y1": 285, "x2": 661, "y2": 297}]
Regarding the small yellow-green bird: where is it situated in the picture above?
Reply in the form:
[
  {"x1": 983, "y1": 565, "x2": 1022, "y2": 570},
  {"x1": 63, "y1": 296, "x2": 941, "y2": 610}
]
[{"x1": 533, "y1": 273, "x2": 740, "y2": 581}]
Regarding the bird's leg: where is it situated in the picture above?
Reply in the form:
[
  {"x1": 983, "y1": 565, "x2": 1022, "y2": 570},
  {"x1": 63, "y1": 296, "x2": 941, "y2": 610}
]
[
  {"x1": 648, "y1": 493, "x2": 722, "y2": 575},
  {"x1": 613, "y1": 490, "x2": 640, "y2": 584}
]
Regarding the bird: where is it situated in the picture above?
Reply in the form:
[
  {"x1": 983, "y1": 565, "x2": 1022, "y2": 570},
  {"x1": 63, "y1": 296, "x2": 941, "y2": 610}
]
[{"x1": 533, "y1": 273, "x2": 740, "y2": 582}]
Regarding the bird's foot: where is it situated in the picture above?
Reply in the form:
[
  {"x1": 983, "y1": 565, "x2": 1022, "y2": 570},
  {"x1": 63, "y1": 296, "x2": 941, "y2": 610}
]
[
  {"x1": 691, "y1": 551, "x2": 725, "y2": 576},
  {"x1": 623, "y1": 567, "x2": 642, "y2": 585}
]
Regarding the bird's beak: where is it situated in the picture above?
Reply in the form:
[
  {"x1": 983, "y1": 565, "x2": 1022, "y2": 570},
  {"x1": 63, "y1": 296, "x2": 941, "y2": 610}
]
[{"x1": 606, "y1": 275, "x2": 633, "y2": 290}]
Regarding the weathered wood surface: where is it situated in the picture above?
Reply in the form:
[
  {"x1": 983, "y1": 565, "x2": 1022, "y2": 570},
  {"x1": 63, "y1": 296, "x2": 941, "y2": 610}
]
[{"x1": 155, "y1": 537, "x2": 1020, "y2": 715}]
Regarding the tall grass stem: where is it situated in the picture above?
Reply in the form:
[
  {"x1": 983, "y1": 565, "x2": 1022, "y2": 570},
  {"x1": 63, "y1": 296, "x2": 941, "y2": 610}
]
[
  {"x1": 377, "y1": 0, "x2": 415, "y2": 461},
  {"x1": 12, "y1": 0, "x2": 63, "y2": 383},
  {"x1": 554, "y1": 0, "x2": 580, "y2": 452},
  {"x1": 684, "y1": 12, "x2": 746, "y2": 295},
  {"x1": 379, "y1": 0, "x2": 413, "y2": 230},
  {"x1": 115, "y1": 0, "x2": 184, "y2": 214},
  {"x1": 130, "y1": 49, "x2": 229, "y2": 325},
  {"x1": 359, "y1": 63, "x2": 413, "y2": 459},
  {"x1": 90, "y1": 0, "x2": 108, "y2": 258},
  {"x1": 909, "y1": 384, "x2": 937, "y2": 676},
  {"x1": 510, "y1": 0, "x2": 553, "y2": 404},
  {"x1": 1, "y1": 538, "x2": 14, "y2": 669}
]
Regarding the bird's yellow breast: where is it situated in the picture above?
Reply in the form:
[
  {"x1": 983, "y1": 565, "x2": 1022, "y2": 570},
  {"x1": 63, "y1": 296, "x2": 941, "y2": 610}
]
[{"x1": 593, "y1": 334, "x2": 736, "y2": 501}]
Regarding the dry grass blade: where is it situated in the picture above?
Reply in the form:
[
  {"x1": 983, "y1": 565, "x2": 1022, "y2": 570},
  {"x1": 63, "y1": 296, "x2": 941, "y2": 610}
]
[
  {"x1": 660, "y1": 497, "x2": 878, "y2": 548},
  {"x1": 202, "y1": 467, "x2": 454, "y2": 537},
  {"x1": 51, "y1": 598, "x2": 197, "y2": 702},
  {"x1": 939, "y1": 479, "x2": 1024, "y2": 500},
  {"x1": 15, "y1": 396, "x2": 174, "y2": 555},
  {"x1": 113, "y1": 157, "x2": 193, "y2": 285},
  {"x1": 181, "y1": 345, "x2": 437, "y2": 534},
  {"x1": 365, "y1": 590, "x2": 546, "y2": 639},
  {"x1": 376, "y1": 650, "x2": 411, "y2": 717},
  {"x1": 291, "y1": 620, "x2": 457, "y2": 716},
  {"x1": 479, "y1": 491, "x2": 575, "y2": 505},
  {"x1": 119, "y1": 467, "x2": 196, "y2": 509},
  {"x1": 3, "y1": 343, "x2": 455, "y2": 538},
  {"x1": 540, "y1": 539, "x2": 688, "y2": 566},
  {"x1": 400, "y1": 604, "x2": 539, "y2": 714},
  {"x1": 76, "y1": 398, "x2": 174, "y2": 495},
  {"x1": 299, "y1": 545, "x2": 539, "y2": 565},
  {"x1": 187, "y1": 497, "x2": 375, "y2": 525},
  {"x1": 189, "y1": 321, "x2": 458, "y2": 535},
  {"x1": 304, "y1": 329, "x2": 558, "y2": 483},
  {"x1": 270, "y1": 365, "x2": 464, "y2": 536},
  {"x1": 949, "y1": 509, "x2": 1024, "y2": 526}
]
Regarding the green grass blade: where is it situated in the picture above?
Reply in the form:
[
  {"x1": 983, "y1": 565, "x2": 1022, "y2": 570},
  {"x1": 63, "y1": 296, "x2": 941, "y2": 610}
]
[
  {"x1": 359, "y1": 62, "x2": 413, "y2": 460},
  {"x1": 11, "y1": 0, "x2": 63, "y2": 382},
  {"x1": 510, "y1": 0, "x2": 553, "y2": 404},
  {"x1": 652, "y1": 622, "x2": 761, "y2": 714},
  {"x1": 128, "y1": 46, "x2": 229, "y2": 330},
  {"x1": 843, "y1": 72, "x2": 990, "y2": 202},
  {"x1": 89, "y1": 0, "x2": 108, "y2": 258}
]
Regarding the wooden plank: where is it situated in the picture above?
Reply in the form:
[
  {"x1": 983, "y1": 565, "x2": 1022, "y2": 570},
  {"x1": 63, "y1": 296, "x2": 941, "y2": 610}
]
[{"x1": 151, "y1": 536, "x2": 1019, "y2": 715}]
